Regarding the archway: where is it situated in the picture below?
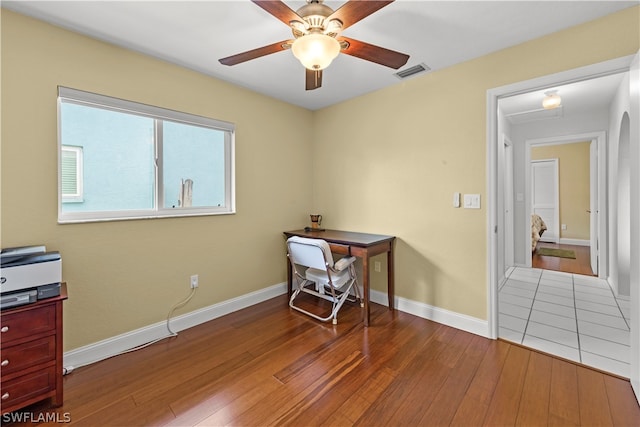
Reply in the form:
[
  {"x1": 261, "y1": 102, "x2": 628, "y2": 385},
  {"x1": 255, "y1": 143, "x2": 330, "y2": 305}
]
[{"x1": 617, "y1": 112, "x2": 631, "y2": 296}]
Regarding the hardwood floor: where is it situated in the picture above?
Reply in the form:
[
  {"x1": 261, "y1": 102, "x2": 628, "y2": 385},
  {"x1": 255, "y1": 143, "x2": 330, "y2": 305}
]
[
  {"x1": 5, "y1": 294, "x2": 639, "y2": 426},
  {"x1": 532, "y1": 242, "x2": 595, "y2": 276}
]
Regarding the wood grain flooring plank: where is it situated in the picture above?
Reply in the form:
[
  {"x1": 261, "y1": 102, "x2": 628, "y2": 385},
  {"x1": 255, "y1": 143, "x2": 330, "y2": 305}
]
[
  {"x1": 449, "y1": 339, "x2": 512, "y2": 427},
  {"x1": 354, "y1": 325, "x2": 459, "y2": 426},
  {"x1": 64, "y1": 307, "x2": 300, "y2": 412},
  {"x1": 167, "y1": 323, "x2": 338, "y2": 416},
  {"x1": 482, "y1": 344, "x2": 531, "y2": 426},
  {"x1": 450, "y1": 337, "x2": 512, "y2": 423},
  {"x1": 577, "y1": 365, "x2": 615, "y2": 426},
  {"x1": 516, "y1": 350, "x2": 552, "y2": 426},
  {"x1": 285, "y1": 314, "x2": 435, "y2": 426},
  {"x1": 602, "y1": 374, "x2": 640, "y2": 426},
  {"x1": 549, "y1": 357, "x2": 581, "y2": 426},
  {"x1": 165, "y1": 376, "x2": 283, "y2": 427},
  {"x1": 172, "y1": 316, "x2": 366, "y2": 425},
  {"x1": 417, "y1": 334, "x2": 491, "y2": 426},
  {"x1": 272, "y1": 350, "x2": 366, "y2": 426},
  {"x1": 450, "y1": 397, "x2": 490, "y2": 427},
  {"x1": 62, "y1": 309, "x2": 299, "y2": 421},
  {"x1": 329, "y1": 367, "x2": 398, "y2": 424},
  {"x1": 272, "y1": 324, "x2": 362, "y2": 384},
  {"x1": 173, "y1": 312, "x2": 332, "y2": 423},
  {"x1": 230, "y1": 350, "x2": 366, "y2": 426},
  {"x1": 132, "y1": 310, "x2": 310, "y2": 407},
  {"x1": 390, "y1": 328, "x2": 476, "y2": 426},
  {"x1": 72, "y1": 395, "x2": 174, "y2": 427},
  {"x1": 190, "y1": 377, "x2": 283, "y2": 427}
]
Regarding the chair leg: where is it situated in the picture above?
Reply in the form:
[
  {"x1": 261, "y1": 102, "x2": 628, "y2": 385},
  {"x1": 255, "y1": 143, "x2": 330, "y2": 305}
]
[{"x1": 290, "y1": 276, "x2": 360, "y2": 324}]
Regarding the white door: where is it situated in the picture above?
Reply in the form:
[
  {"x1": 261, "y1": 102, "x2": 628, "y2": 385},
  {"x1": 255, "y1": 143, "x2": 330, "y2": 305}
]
[
  {"x1": 590, "y1": 140, "x2": 598, "y2": 275},
  {"x1": 531, "y1": 159, "x2": 559, "y2": 243}
]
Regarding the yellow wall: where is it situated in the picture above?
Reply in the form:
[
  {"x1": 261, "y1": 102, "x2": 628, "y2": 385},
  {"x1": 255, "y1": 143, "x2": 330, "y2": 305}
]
[
  {"x1": 1, "y1": 10, "x2": 314, "y2": 350},
  {"x1": 1, "y1": 6, "x2": 639, "y2": 350},
  {"x1": 532, "y1": 142, "x2": 591, "y2": 240},
  {"x1": 313, "y1": 6, "x2": 639, "y2": 319}
]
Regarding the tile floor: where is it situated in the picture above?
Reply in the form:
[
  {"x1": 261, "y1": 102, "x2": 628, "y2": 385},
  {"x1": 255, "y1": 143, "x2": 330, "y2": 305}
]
[{"x1": 499, "y1": 267, "x2": 631, "y2": 378}]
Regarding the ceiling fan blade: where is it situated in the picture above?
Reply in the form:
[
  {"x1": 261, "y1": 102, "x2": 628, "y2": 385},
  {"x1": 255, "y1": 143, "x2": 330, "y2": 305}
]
[
  {"x1": 327, "y1": 0, "x2": 394, "y2": 31},
  {"x1": 219, "y1": 40, "x2": 293, "y2": 66},
  {"x1": 306, "y1": 68, "x2": 323, "y2": 91},
  {"x1": 338, "y1": 36, "x2": 409, "y2": 69},
  {"x1": 251, "y1": 0, "x2": 303, "y2": 27}
]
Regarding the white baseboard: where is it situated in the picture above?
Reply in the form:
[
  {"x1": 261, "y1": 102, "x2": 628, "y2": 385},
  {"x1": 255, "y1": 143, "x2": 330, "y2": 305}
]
[
  {"x1": 64, "y1": 282, "x2": 288, "y2": 369},
  {"x1": 559, "y1": 238, "x2": 590, "y2": 246},
  {"x1": 64, "y1": 283, "x2": 489, "y2": 369},
  {"x1": 370, "y1": 290, "x2": 489, "y2": 338}
]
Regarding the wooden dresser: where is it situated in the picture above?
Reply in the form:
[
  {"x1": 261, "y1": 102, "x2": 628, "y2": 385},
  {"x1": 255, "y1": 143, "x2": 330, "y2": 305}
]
[{"x1": 0, "y1": 283, "x2": 67, "y2": 414}]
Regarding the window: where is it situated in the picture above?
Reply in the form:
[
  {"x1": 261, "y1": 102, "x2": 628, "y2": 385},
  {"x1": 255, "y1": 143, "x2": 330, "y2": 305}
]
[
  {"x1": 61, "y1": 146, "x2": 83, "y2": 202},
  {"x1": 57, "y1": 87, "x2": 235, "y2": 223}
]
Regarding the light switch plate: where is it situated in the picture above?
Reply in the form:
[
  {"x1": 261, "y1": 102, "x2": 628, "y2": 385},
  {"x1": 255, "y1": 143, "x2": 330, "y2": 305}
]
[{"x1": 464, "y1": 194, "x2": 481, "y2": 209}]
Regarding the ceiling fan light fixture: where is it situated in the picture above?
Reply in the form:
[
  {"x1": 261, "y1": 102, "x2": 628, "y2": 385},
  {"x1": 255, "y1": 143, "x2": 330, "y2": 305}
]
[
  {"x1": 542, "y1": 90, "x2": 562, "y2": 110},
  {"x1": 291, "y1": 33, "x2": 340, "y2": 70}
]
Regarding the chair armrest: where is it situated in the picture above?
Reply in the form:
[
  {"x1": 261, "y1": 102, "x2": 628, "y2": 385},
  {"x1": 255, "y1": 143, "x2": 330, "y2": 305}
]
[{"x1": 333, "y1": 256, "x2": 356, "y2": 271}]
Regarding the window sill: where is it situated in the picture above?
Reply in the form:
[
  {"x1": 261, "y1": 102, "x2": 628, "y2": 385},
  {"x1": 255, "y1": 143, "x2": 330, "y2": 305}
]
[{"x1": 58, "y1": 208, "x2": 236, "y2": 224}]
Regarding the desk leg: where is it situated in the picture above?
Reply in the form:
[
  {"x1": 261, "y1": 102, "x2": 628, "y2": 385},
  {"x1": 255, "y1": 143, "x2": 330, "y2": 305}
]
[
  {"x1": 362, "y1": 254, "x2": 370, "y2": 327},
  {"x1": 387, "y1": 247, "x2": 395, "y2": 310}
]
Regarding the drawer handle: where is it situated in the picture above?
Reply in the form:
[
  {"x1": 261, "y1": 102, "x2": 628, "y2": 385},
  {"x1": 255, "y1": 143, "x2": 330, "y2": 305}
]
[
  {"x1": 1, "y1": 392, "x2": 8, "y2": 400},
  {"x1": 0, "y1": 326, "x2": 7, "y2": 333},
  {"x1": 1, "y1": 360, "x2": 8, "y2": 367}
]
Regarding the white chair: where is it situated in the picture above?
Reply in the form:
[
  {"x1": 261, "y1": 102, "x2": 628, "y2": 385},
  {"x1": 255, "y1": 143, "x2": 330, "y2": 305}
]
[{"x1": 286, "y1": 236, "x2": 363, "y2": 324}]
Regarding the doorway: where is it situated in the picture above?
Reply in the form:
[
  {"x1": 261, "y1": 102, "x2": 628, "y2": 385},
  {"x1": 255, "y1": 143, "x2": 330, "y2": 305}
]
[
  {"x1": 616, "y1": 112, "x2": 631, "y2": 298},
  {"x1": 525, "y1": 135, "x2": 603, "y2": 277},
  {"x1": 487, "y1": 55, "x2": 638, "y2": 388},
  {"x1": 531, "y1": 159, "x2": 559, "y2": 244}
]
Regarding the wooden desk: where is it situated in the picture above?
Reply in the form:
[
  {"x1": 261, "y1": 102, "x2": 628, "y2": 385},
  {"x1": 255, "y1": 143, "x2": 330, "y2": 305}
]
[{"x1": 284, "y1": 229, "x2": 395, "y2": 326}]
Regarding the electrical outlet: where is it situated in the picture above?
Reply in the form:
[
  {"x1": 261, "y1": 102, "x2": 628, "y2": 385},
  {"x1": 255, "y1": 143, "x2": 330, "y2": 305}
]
[
  {"x1": 374, "y1": 261, "x2": 381, "y2": 273},
  {"x1": 190, "y1": 274, "x2": 199, "y2": 288}
]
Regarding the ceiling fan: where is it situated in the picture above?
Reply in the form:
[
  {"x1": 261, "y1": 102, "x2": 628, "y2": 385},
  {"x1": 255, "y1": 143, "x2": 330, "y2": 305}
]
[{"x1": 219, "y1": 0, "x2": 410, "y2": 90}]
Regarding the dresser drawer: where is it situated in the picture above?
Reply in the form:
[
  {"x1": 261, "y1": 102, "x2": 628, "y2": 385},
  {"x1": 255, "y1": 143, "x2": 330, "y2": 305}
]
[
  {"x1": 1, "y1": 335, "x2": 56, "y2": 377},
  {"x1": 0, "y1": 365, "x2": 56, "y2": 410},
  {"x1": 0, "y1": 304, "x2": 56, "y2": 343}
]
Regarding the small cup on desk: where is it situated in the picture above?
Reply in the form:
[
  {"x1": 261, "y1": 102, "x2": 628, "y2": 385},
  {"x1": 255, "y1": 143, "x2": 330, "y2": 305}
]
[{"x1": 310, "y1": 214, "x2": 322, "y2": 229}]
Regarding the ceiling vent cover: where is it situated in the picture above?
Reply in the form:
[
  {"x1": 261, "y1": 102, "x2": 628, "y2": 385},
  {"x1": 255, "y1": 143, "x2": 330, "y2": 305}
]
[{"x1": 395, "y1": 63, "x2": 431, "y2": 79}]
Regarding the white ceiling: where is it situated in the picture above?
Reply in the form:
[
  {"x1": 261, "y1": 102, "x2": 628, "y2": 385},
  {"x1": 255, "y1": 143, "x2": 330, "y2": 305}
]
[
  {"x1": 3, "y1": 0, "x2": 638, "y2": 111},
  {"x1": 500, "y1": 72, "x2": 627, "y2": 124}
]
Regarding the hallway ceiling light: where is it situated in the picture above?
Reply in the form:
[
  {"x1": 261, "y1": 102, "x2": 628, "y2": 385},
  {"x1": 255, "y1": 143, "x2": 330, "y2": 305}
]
[{"x1": 542, "y1": 90, "x2": 562, "y2": 110}]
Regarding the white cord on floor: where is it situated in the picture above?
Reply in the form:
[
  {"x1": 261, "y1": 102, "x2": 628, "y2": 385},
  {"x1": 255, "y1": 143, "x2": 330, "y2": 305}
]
[
  {"x1": 63, "y1": 287, "x2": 197, "y2": 374},
  {"x1": 165, "y1": 287, "x2": 197, "y2": 336}
]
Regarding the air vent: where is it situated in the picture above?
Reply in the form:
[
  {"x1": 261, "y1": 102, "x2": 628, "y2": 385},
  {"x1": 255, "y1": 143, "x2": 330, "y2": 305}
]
[{"x1": 394, "y1": 63, "x2": 431, "y2": 79}]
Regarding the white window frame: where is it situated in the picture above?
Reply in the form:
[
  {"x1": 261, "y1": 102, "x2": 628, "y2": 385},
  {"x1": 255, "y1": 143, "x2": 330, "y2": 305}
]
[
  {"x1": 61, "y1": 145, "x2": 84, "y2": 203},
  {"x1": 57, "y1": 86, "x2": 235, "y2": 223}
]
